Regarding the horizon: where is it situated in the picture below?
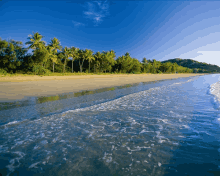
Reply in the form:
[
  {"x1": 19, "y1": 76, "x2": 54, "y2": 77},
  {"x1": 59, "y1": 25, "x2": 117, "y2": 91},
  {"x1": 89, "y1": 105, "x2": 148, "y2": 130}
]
[{"x1": 1, "y1": 0, "x2": 220, "y2": 66}]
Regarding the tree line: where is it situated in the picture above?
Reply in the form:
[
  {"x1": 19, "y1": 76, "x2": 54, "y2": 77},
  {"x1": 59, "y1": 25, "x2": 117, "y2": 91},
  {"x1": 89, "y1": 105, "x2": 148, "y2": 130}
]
[
  {"x1": 0, "y1": 32, "x2": 193, "y2": 75},
  {"x1": 162, "y1": 58, "x2": 220, "y2": 73}
]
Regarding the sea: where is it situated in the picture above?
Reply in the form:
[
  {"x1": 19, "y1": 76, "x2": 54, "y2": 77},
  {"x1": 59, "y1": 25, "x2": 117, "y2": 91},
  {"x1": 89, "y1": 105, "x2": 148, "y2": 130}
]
[{"x1": 0, "y1": 74, "x2": 220, "y2": 176}]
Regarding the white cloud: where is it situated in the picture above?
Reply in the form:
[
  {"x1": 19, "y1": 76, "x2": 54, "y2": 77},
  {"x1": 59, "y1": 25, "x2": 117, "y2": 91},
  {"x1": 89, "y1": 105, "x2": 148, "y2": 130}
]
[
  {"x1": 83, "y1": 0, "x2": 109, "y2": 25},
  {"x1": 161, "y1": 48, "x2": 220, "y2": 67},
  {"x1": 95, "y1": 1, "x2": 109, "y2": 10},
  {"x1": 156, "y1": 31, "x2": 220, "y2": 67},
  {"x1": 72, "y1": 20, "x2": 84, "y2": 27},
  {"x1": 190, "y1": 51, "x2": 220, "y2": 66},
  {"x1": 176, "y1": 41, "x2": 220, "y2": 67}
]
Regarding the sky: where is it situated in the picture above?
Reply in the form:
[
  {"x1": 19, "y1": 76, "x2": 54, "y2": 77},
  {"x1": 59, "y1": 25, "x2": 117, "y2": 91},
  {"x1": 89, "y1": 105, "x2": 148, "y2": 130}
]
[{"x1": 1, "y1": 0, "x2": 220, "y2": 66}]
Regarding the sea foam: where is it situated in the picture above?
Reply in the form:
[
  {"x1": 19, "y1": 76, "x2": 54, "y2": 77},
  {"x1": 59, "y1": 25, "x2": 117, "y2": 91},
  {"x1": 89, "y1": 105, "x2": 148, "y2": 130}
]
[{"x1": 209, "y1": 81, "x2": 220, "y2": 109}]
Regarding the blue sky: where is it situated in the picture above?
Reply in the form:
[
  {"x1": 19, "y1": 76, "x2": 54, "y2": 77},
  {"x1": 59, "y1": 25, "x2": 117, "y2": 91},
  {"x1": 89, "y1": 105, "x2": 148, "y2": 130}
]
[{"x1": 1, "y1": 0, "x2": 220, "y2": 66}]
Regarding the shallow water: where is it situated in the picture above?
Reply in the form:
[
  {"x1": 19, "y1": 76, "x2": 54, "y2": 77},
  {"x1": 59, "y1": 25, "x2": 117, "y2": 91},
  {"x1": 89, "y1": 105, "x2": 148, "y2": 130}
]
[{"x1": 0, "y1": 74, "x2": 220, "y2": 176}]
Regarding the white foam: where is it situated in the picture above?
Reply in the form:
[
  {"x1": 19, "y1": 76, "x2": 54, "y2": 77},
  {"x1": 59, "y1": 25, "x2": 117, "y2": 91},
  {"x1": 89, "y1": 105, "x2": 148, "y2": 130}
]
[
  {"x1": 172, "y1": 142, "x2": 179, "y2": 146},
  {"x1": 182, "y1": 125, "x2": 190, "y2": 129},
  {"x1": 53, "y1": 78, "x2": 194, "y2": 116},
  {"x1": 33, "y1": 145, "x2": 39, "y2": 150},
  {"x1": 6, "y1": 151, "x2": 25, "y2": 176},
  {"x1": 158, "y1": 139, "x2": 166, "y2": 143},
  {"x1": 161, "y1": 119, "x2": 168, "y2": 123},
  {"x1": 40, "y1": 133, "x2": 45, "y2": 138},
  {"x1": 3, "y1": 121, "x2": 19, "y2": 129},
  {"x1": 56, "y1": 85, "x2": 166, "y2": 115},
  {"x1": 106, "y1": 156, "x2": 112, "y2": 163},
  {"x1": 140, "y1": 130, "x2": 154, "y2": 134},
  {"x1": 103, "y1": 152, "x2": 113, "y2": 163},
  {"x1": 41, "y1": 140, "x2": 48, "y2": 145},
  {"x1": 7, "y1": 121, "x2": 18, "y2": 125},
  {"x1": 209, "y1": 81, "x2": 220, "y2": 109},
  {"x1": 29, "y1": 162, "x2": 40, "y2": 168}
]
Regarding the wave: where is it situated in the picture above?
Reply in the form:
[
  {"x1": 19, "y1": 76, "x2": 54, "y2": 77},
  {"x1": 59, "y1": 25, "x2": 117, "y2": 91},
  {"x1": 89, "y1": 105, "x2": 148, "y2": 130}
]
[
  {"x1": 209, "y1": 81, "x2": 220, "y2": 110},
  {"x1": 1, "y1": 119, "x2": 29, "y2": 129},
  {"x1": 58, "y1": 77, "x2": 195, "y2": 115}
]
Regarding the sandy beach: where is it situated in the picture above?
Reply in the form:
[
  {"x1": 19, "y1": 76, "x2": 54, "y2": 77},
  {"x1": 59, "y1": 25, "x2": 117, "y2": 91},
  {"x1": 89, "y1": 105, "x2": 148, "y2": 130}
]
[{"x1": 0, "y1": 73, "x2": 206, "y2": 101}]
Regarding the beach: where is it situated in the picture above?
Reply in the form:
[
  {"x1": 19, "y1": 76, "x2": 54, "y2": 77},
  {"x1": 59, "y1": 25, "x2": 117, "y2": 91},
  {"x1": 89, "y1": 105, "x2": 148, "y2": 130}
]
[{"x1": 0, "y1": 73, "x2": 206, "y2": 101}]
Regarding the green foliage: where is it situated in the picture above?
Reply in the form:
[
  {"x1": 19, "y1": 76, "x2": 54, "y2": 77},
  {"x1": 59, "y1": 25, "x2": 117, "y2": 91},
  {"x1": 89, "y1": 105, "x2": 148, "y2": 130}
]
[
  {"x1": 70, "y1": 47, "x2": 79, "y2": 73},
  {"x1": 25, "y1": 32, "x2": 46, "y2": 50},
  {"x1": 25, "y1": 32, "x2": 48, "y2": 66},
  {"x1": 0, "y1": 68, "x2": 7, "y2": 75},
  {"x1": 98, "y1": 50, "x2": 116, "y2": 73},
  {"x1": 0, "y1": 33, "x2": 210, "y2": 75},
  {"x1": 92, "y1": 51, "x2": 102, "y2": 73},
  {"x1": 77, "y1": 49, "x2": 86, "y2": 73},
  {"x1": 32, "y1": 65, "x2": 51, "y2": 75},
  {"x1": 0, "y1": 38, "x2": 25, "y2": 73},
  {"x1": 131, "y1": 59, "x2": 142, "y2": 73},
  {"x1": 84, "y1": 49, "x2": 94, "y2": 73},
  {"x1": 162, "y1": 58, "x2": 219, "y2": 73},
  {"x1": 116, "y1": 52, "x2": 136, "y2": 73},
  {"x1": 48, "y1": 38, "x2": 62, "y2": 73}
]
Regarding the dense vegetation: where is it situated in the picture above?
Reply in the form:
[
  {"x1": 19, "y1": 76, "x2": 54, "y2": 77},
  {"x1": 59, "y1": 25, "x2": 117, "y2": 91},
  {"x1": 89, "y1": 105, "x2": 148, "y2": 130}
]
[
  {"x1": 162, "y1": 58, "x2": 220, "y2": 73},
  {"x1": 0, "y1": 32, "x2": 195, "y2": 75}
]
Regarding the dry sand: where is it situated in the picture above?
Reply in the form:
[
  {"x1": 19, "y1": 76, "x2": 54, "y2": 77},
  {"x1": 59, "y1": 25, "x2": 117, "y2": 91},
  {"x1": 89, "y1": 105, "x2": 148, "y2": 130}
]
[{"x1": 0, "y1": 73, "x2": 206, "y2": 101}]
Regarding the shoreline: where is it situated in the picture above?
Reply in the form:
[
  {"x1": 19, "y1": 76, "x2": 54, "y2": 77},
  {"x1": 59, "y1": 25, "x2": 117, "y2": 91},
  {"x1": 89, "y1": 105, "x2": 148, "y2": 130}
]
[{"x1": 0, "y1": 73, "x2": 207, "y2": 102}]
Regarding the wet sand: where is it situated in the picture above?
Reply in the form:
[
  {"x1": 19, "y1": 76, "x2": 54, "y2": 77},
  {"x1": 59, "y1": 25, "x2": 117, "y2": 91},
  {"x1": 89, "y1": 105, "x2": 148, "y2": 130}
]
[{"x1": 0, "y1": 73, "x2": 206, "y2": 101}]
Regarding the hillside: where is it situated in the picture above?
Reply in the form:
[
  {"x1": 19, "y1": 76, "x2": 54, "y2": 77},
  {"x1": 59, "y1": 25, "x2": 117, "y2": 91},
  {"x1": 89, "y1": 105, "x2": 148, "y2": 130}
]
[{"x1": 161, "y1": 58, "x2": 220, "y2": 73}]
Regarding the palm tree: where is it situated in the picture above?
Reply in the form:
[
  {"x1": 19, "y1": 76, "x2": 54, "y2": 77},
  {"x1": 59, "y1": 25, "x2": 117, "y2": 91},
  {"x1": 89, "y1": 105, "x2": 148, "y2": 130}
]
[
  {"x1": 106, "y1": 50, "x2": 116, "y2": 72},
  {"x1": 142, "y1": 57, "x2": 147, "y2": 64},
  {"x1": 25, "y1": 32, "x2": 47, "y2": 66},
  {"x1": 62, "y1": 47, "x2": 71, "y2": 73},
  {"x1": 142, "y1": 57, "x2": 148, "y2": 73},
  {"x1": 78, "y1": 49, "x2": 85, "y2": 73},
  {"x1": 70, "y1": 47, "x2": 79, "y2": 73},
  {"x1": 49, "y1": 37, "x2": 62, "y2": 73},
  {"x1": 47, "y1": 46, "x2": 58, "y2": 73},
  {"x1": 101, "y1": 50, "x2": 116, "y2": 73},
  {"x1": 84, "y1": 49, "x2": 94, "y2": 73},
  {"x1": 93, "y1": 51, "x2": 102, "y2": 73},
  {"x1": 25, "y1": 32, "x2": 46, "y2": 50}
]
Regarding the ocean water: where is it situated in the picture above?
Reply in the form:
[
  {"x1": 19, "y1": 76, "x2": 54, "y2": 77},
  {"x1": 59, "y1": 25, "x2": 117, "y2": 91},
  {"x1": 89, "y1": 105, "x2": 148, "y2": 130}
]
[{"x1": 0, "y1": 74, "x2": 220, "y2": 176}]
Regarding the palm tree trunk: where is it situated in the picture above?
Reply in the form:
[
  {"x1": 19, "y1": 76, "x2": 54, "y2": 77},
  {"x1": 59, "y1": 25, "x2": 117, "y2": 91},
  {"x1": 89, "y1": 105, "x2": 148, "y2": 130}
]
[
  {"x1": 79, "y1": 60, "x2": 82, "y2": 73},
  {"x1": 89, "y1": 61, "x2": 90, "y2": 73},
  {"x1": 53, "y1": 62, "x2": 54, "y2": 73},
  {"x1": 63, "y1": 58, "x2": 66, "y2": 73},
  {"x1": 94, "y1": 64, "x2": 95, "y2": 73},
  {"x1": 72, "y1": 60, "x2": 73, "y2": 73},
  {"x1": 79, "y1": 59, "x2": 84, "y2": 73}
]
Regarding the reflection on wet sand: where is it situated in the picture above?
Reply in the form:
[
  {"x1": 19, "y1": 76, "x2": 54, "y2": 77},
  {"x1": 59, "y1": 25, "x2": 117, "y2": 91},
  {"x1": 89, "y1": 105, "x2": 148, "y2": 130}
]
[{"x1": 0, "y1": 83, "x2": 142, "y2": 110}]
